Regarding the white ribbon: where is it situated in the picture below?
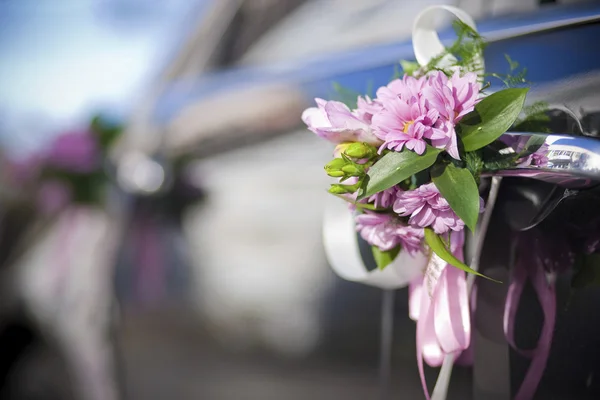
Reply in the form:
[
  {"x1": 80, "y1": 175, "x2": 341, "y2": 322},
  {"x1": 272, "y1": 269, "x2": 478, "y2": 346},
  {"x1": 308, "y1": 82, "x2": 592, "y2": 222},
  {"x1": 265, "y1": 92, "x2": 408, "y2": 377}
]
[
  {"x1": 322, "y1": 196, "x2": 427, "y2": 289},
  {"x1": 412, "y1": 5, "x2": 484, "y2": 73}
]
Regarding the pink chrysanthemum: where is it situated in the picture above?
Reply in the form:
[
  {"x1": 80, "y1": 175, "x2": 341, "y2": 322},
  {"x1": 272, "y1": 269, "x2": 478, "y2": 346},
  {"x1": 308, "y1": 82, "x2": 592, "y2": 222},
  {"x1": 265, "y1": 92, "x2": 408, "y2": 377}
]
[
  {"x1": 376, "y1": 75, "x2": 427, "y2": 101},
  {"x1": 355, "y1": 212, "x2": 424, "y2": 255},
  {"x1": 372, "y1": 95, "x2": 439, "y2": 155},
  {"x1": 427, "y1": 71, "x2": 480, "y2": 121},
  {"x1": 367, "y1": 185, "x2": 400, "y2": 209},
  {"x1": 301, "y1": 98, "x2": 381, "y2": 145},
  {"x1": 393, "y1": 183, "x2": 466, "y2": 234},
  {"x1": 422, "y1": 71, "x2": 481, "y2": 159},
  {"x1": 355, "y1": 95, "x2": 383, "y2": 123}
]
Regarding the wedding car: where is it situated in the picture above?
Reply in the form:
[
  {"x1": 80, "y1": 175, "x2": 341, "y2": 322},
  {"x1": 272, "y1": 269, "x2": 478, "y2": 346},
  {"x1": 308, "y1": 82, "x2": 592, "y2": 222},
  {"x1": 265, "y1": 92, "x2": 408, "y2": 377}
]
[
  {"x1": 2, "y1": 1, "x2": 600, "y2": 400},
  {"x1": 140, "y1": 2, "x2": 600, "y2": 400}
]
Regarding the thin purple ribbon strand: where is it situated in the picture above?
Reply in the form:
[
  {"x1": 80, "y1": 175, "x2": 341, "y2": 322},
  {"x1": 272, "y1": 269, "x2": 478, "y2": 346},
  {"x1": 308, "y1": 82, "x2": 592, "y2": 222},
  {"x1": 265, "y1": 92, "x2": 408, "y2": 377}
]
[{"x1": 503, "y1": 237, "x2": 556, "y2": 400}]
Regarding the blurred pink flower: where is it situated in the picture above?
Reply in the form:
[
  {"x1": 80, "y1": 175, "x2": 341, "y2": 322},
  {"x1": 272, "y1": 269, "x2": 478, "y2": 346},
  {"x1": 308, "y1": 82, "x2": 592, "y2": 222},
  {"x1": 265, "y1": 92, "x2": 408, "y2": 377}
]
[
  {"x1": 3, "y1": 153, "x2": 43, "y2": 185},
  {"x1": 355, "y1": 211, "x2": 424, "y2": 255},
  {"x1": 46, "y1": 131, "x2": 99, "y2": 173},
  {"x1": 37, "y1": 180, "x2": 71, "y2": 215},
  {"x1": 301, "y1": 98, "x2": 381, "y2": 145}
]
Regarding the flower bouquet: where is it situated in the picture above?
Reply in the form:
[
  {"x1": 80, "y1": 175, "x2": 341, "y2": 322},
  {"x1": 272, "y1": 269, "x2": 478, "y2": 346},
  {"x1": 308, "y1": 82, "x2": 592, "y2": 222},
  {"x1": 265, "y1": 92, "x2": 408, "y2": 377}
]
[
  {"x1": 304, "y1": 12, "x2": 536, "y2": 276},
  {"x1": 301, "y1": 5, "x2": 593, "y2": 400}
]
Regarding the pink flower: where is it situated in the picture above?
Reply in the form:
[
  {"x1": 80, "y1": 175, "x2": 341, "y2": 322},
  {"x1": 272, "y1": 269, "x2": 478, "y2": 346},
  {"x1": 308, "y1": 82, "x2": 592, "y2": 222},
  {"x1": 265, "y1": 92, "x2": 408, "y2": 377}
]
[
  {"x1": 393, "y1": 183, "x2": 466, "y2": 234},
  {"x1": 395, "y1": 223, "x2": 425, "y2": 256},
  {"x1": 37, "y1": 180, "x2": 71, "y2": 215},
  {"x1": 45, "y1": 131, "x2": 99, "y2": 173},
  {"x1": 367, "y1": 185, "x2": 400, "y2": 209},
  {"x1": 372, "y1": 95, "x2": 439, "y2": 155},
  {"x1": 356, "y1": 212, "x2": 397, "y2": 251},
  {"x1": 425, "y1": 71, "x2": 480, "y2": 121},
  {"x1": 450, "y1": 72, "x2": 480, "y2": 117},
  {"x1": 355, "y1": 95, "x2": 383, "y2": 123},
  {"x1": 422, "y1": 71, "x2": 481, "y2": 159},
  {"x1": 301, "y1": 98, "x2": 381, "y2": 145},
  {"x1": 376, "y1": 75, "x2": 427, "y2": 101},
  {"x1": 355, "y1": 212, "x2": 424, "y2": 255},
  {"x1": 3, "y1": 153, "x2": 43, "y2": 185},
  {"x1": 429, "y1": 119, "x2": 460, "y2": 160}
]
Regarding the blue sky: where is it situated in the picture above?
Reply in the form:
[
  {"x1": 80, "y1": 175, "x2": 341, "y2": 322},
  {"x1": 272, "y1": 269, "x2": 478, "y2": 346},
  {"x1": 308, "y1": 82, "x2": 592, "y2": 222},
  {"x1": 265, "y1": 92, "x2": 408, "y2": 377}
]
[{"x1": 0, "y1": 0, "x2": 206, "y2": 154}]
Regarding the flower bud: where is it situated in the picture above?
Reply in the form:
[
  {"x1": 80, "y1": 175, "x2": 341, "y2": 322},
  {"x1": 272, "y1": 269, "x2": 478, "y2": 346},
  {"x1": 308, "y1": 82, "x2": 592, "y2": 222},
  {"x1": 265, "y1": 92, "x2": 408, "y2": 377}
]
[
  {"x1": 324, "y1": 158, "x2": 347, "y2": 176},
  {"x1": 344, "y1": 142, "x2": 374, "y2": 159},
  {"x1": 326, "y1": 170, "x2": 345, "y2": 178},
  {"x1": 328, "y1": 184, "x2": 351, "y2": 194},
  {"x1": 334, "y1": 143, "x2": 352, "y2": 158},
  {"x1": 341, "y1": 164, "x2": 364, "y2": 176}
]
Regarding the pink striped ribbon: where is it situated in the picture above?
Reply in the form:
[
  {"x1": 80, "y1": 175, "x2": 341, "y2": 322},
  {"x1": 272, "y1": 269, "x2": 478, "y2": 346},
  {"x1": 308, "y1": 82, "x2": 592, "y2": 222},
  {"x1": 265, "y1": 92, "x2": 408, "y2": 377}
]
[{"x1": 410, "y1": 230, "x2": 471, "y2": 399}]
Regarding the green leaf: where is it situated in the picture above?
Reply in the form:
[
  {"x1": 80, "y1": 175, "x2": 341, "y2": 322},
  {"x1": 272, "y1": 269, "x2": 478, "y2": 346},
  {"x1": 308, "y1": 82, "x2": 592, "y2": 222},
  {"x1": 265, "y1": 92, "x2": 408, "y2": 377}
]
[
  {"x1": 460, "y1": 88, "x2": 529, "y2": 152},
  {"x1": 359, "y1": 147, "x2": 441, "y2": 199},
  {"x1": 431, "y1": 163, "x2": 480, "y2": 232},
  {"x1": 372, "y1": 245, "x2": 401, "y2": 270},
  {"x1": 90, "y1": 114, "x2": 123, "y2": 150},
  {"x1": 424, "y1": 228, "x2": 501, "y2": 282}
]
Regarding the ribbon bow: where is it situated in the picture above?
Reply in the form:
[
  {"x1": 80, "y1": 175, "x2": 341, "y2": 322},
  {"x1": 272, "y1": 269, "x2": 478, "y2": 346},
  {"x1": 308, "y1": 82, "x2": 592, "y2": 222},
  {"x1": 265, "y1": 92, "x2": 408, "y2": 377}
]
[
  {"x1": 504, "y1": 234, "x2": 557, "y2": 400},
  {"x1": 410, "y1": 230, "x2": 471, "y2": 400}
]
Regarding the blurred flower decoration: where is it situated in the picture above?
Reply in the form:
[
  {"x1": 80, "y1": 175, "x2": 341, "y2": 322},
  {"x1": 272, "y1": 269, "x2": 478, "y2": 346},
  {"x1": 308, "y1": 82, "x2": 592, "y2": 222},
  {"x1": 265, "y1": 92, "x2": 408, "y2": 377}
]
[
  {"x1": 0, "y1": 114, "x2": 123, "y2": 270},
  {"x1": 8, "y1": 115, "x2": 122, "y2": 212}
]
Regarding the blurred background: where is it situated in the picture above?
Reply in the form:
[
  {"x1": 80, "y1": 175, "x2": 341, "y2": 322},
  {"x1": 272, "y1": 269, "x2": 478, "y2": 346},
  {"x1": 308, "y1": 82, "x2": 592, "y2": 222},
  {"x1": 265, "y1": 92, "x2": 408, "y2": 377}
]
[{"x1": 1, "y1": 0, "x2": 600, "y2": 399}]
